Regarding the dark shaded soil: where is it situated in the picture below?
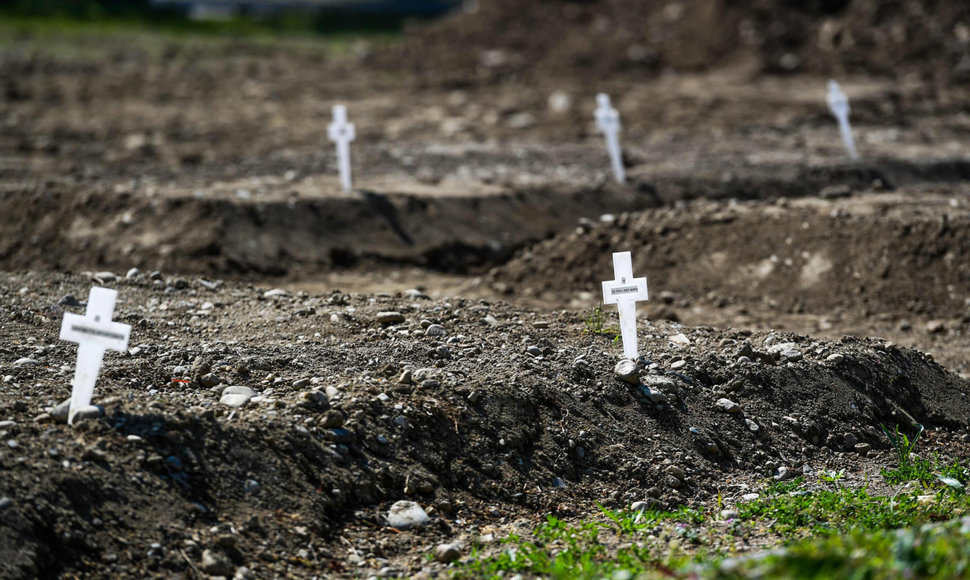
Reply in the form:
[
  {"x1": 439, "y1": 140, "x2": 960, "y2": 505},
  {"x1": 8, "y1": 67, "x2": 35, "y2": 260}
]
[{"x1": 1, "y1": 272, "x2": 969, "y2": 578}]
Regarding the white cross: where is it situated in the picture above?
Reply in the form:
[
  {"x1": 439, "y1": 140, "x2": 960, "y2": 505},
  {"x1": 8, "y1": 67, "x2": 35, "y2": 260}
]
[
  {"x1": 602, "y1": 251, "x2": 648, "y2": 359},
  {"x1": 328, "y1": 104, "x2": 357, "y2": 192},
  {"x1": 59, "y1": 287, "x2": 131, "y2": 424},
  {"x1": 595, "y1": 93, "x2": 626, "y2": 184},
  {"x1": 826, "y1": 80, "x2": 859, "y2": 161}
]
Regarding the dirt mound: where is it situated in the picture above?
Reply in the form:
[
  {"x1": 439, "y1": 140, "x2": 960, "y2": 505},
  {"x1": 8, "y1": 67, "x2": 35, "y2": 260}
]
[
  {"x1": 491, "y1": 192, "x2": 970, "y2": 324},
  {"x1": 390, "y1": 0, "x2": 970, "y2": 84},
  {"x1": 1, "y1": 272, "x2": 969, "y2": 578}
]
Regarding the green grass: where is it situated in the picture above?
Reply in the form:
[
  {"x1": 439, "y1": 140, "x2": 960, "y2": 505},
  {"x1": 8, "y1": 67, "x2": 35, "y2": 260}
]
[
  {"x1": 710, "y1": 518, "x2": 970, "y2": 579},
  {"x1": 583, "y1": 306, "x2": 620, "y2": 345},
  {"x1": 455, "y1": 478, "x2": 970, "y2": 579},
  {"x1": 736, "y1": 487, "x2": 969, "y2": 537},
  {"x1": 0, "y1": 10, "x2": 403, "y2": 61}
]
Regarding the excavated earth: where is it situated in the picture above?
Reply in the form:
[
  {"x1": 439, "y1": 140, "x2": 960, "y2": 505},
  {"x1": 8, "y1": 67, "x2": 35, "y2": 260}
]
[
  {"x1": 1, "y1": 272, "x2": 970, "y2": 579},
  {"x1": 1, "y1": 1, "x2": 970, "y2": 578}
]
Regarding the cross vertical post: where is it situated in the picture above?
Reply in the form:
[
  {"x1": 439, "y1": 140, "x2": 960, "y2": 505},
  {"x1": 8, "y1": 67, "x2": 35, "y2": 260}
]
[
  {"x1": 826, "y1": 80, "x2": 859, "y2": 161},
  {"x1": 328, "y1": 104, "x2": 356, "y2": 192},
  {"x1": 59, "y1": 287, "x2": 131, "y2": 424},
  {"x1": 601, "y1": 251, "x2": 648, "y2": 359},
  {"x1": 594, "y1": 94, "x2": 626, "y2": 184}
]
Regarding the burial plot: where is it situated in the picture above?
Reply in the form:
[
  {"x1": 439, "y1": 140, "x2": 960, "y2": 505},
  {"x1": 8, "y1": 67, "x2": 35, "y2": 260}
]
[
  {"x1": 826, "y1": 80, "x2": 859, "y2": 161},
  {"x1": 59, "y1": 287, "x2": 131, "y2": 424},
  {"x1": 602, "y1": 251, "x2": 648, "y2": 359},
  {"x1": 328, "y1": 104, "x2": 357, "y2": 192},
  {"x1": 595, "y1": 94, "x2": 626, "y2": 184}
]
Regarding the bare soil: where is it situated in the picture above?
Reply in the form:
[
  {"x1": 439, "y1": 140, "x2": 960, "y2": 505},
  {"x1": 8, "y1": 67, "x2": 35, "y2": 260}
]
[
  {"x1": 1, "y1": 2, "x2": 970, "y2": 578},
  {"x1": 1, "y1": 272, "x2": 969, "y2": 579}
]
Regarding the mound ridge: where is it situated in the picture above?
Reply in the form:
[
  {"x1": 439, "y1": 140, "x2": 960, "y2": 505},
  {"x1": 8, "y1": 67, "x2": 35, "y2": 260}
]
[{"x1": 1, "y1": 272, "x2": 968, "y2": 577}]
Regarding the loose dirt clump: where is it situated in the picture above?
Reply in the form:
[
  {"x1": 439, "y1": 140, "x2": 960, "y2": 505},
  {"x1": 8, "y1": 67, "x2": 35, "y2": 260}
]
[{"x1": 1, "y1": 272, "x2": 969, "y2": 578}]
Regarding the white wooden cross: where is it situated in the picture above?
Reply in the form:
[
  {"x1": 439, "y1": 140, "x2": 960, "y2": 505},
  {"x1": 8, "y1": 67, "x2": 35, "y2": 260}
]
[
  {"x1": 826, "y1": 80, "x2": 859, "y2": 161},
  {"x1": 595, "y1": 93, "x2": 626, "y2": 184},
  {"x1": 602, "y1": 251, "x2": 648, "y2": 359},
  {"x1": 59, "y1": 287, "x2": 131, "y2": 424},
  {"x1": 328, "y1": 104, "x2": 356, "y2": 192}
]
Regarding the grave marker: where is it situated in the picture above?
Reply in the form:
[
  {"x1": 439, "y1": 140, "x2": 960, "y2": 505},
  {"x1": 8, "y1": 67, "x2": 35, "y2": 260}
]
[
  {"x1": 594, "y1": 93, "x2": 626, "y2": 184},
  {"x1": 328, "y1": 104, "x2": 356, "y2": 192},
  {"x1": 826, "y1": 80, "x2": 859, "y2": 161},
  {"x1": 59, "y1": 287, "x2": 131, "y2": 424},
  {"x1": 602, "y1": 251, "x2": 648, "y2": 359}
]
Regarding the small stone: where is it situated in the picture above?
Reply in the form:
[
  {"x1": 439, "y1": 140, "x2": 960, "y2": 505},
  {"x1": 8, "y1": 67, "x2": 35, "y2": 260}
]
[
  {"x1": 94, "y1": 271, "x2": 117, "y2": 283},
  {"x1": 826, "y1": 353, "x2": 845, "y2": 364},
  {"x1": 666, "y1": 465, "x2": 686, "y2": 481},
  {"x1": 321, "y1": 410, "x2": 346, "y2": 428},
  {"x1": 376, "y1": 311, "x2": 406, "y2": 325},
  {"x1": 299, "y1": 391, "x2": 329, "y2": 410},
  {"x1": 434, "y1": 543, "x2": 461, "y2": 564},
  {"x1": 741, "y1": 493, "x2": 759, "y2": 501},
  {"x1": 14, "y1": 358, "x2": 38, "y2": 366},
  {"x1": 72, "y1": 405, "x2": 104, "y2": 422},
  {"x1": 670, "y1": 360, "x2": 687, "y2": 370},
  {"x1": 844, "y1": 433, "x2": 858, "y2": 450},
  {"x1": 719, "y1": 509, "x2": 739, "y2": 520},
  {"x1": 715, "y1": 398, "x2": 741, "y2": 413},
  {"x1": 925, "y1": 320, "x2": 946, "y2": 335},
  {"x1": 669, "y1": 333, "x2": 691, "y2": 346},
  {"x1": 735, "y1": 340, "x2": 755, "y2": 359},
  {"x1": 386, "y1": 500, "x2": 430, "y2": 529},
  {"x1": 425, "y1": 324, "x2": 448, "y2": 337},
  {"x1": 82, "y1": 446, "x2": 108, "y2": 462},
  {"x1": 854, "y1": 442, "x2": 872, "y2": 456},
  {"x1": 0, "y1": 421, "x2": 14, "y2": 429},
  {"x1": 640, "y1": 385, "x2": 668, "y2": 404},
  {"x1": 0, "y1": 497, "x2": 11, "y2": 510},
  {"x1": 397, "y1": 370, "x2": 414, "y2": 385},
  {"x1": 125, "y1": 267, "x2": 140, "y2": 280},
  {"x1": 775, "y1": 466, "x2": 791, "y2": 480},
  {"x1": 200, "y1": 549, "x2": 233, "y2": 576},
  {"x1": 664, "y1": 475, "x2": 682, "y2": 488},
  {"x1": 48, "y1": 399, "x2": 70, "y2": 423},
  {"x1": 263, "y1": 288, "x2": 289, "y2": 298},
  {"x1": 614, "y1": 359, "x2": 639, "y2": 384},
  {"x1": 404, "y1": 289, "x2": 430, "y2": 300},
  {"x1": 59, "y1": 295, "x2": 82, "y2": 307},
  {"x1": 220, "y1": 386, "x2": 256, "y2": 408},
  {"x1": 200, "y1": 373, "x2": 222, "y2": 388},
  {"x1": 745, "y1": 419, "x2": 759, "y2": 432},
  {"x1": 526, "y1": 346, "x2": 542, "y2": 357}
]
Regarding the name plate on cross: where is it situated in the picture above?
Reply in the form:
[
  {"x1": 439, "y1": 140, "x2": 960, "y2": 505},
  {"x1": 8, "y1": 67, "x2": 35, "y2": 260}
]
[
  {"x1": 602, "y1": 251, "x2": 648, "y2": 359},
  {"x1": 59, "y1": 287, "x2": 131, "y2": 424}
]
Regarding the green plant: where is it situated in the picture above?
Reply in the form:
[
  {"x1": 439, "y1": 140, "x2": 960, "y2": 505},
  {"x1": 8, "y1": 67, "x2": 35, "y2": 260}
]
[
  {"x1": 766, "y1": 476, "x2": 805, "y2": 495},
  {"x1": 583, "y1": 306, "x2": 619, "y2": 342},
  {"x1": 881, "y1": 422, "x2": 924, "y2": 467},
  {"x1": 819, "y1": 469, "x2": 846, "y2": 490}
]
